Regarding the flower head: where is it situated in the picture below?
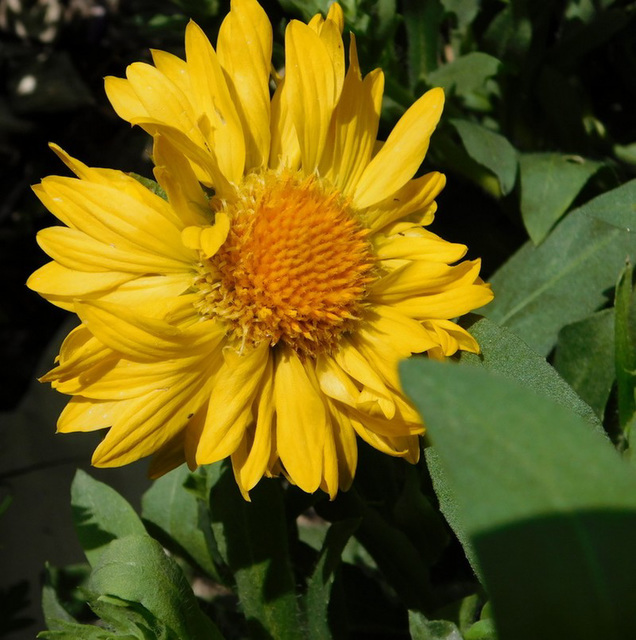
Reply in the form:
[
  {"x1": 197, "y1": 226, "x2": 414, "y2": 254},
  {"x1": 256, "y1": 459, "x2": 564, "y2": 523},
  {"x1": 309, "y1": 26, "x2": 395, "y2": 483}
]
[{"x1": 29, "y1": 0, "x2": 493, "y2": 498}]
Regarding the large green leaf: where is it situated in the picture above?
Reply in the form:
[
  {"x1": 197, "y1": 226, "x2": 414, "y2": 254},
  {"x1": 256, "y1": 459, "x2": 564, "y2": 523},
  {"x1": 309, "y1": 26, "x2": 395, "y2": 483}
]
[
  {"x1": 450, "y1": 120, "x2": 517, "y2": 196},
  {"x1": 89, "y1": 535, "x2": 223, "y2": 640},
  {"x1": 304, "y1": 518, "x2": 360, "y2": 640},
  {"x1": 430, "y1": 316, "x2": 600, "y2": 575},
  {"x1": 209, "y1": 469, "x2": 302, "y2": 640},
  {"x1": 553, "y1": 309, "x2": 616, "y2": 419},
  {"x1": 483, "y1": 180, "x2": 636, "y2": 355},
  {"x1": 519, "y1": 153, "x2": 602, "y2": 244},
  {"x1": 71, "y1": 470, "x2": 146, "y2": 567},
  {"x1": 401, "y1": 358, "x2": 636, "y2": 640},
  {"x1": 458, "y1": 316, "x2": 600, "y2": 428},
  {"x1": 141, "y1": 465, "x2": 220, "y2": 580}
]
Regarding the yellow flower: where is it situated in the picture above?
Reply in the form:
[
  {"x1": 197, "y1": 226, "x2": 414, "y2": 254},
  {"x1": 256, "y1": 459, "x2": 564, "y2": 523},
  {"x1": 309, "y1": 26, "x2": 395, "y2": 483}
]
[{"x1": 28, "y1": 0, "x2": 493, "y2": 498}]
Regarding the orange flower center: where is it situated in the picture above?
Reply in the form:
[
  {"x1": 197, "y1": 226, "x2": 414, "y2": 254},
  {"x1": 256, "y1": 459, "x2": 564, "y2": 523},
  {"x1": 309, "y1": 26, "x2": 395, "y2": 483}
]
[{"x1": 196, "y1": 170, "x2": 375, "y2": 357}]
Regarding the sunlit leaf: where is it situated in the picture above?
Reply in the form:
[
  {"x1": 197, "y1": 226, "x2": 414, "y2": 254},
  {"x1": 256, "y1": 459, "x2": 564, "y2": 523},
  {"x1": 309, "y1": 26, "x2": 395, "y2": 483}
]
[
  {"x1": 483, "y1": 181, "x2": 636, "y2": 355},
  {"x1": 141, "y1": 465, "x2": 220, "y2": 581},
  {"x1": 209, "y1": 468, "x2": 301, "y2": 640},
  {"x1": 519, "y1": 153, "x2": 603, "y2": 244},
  {"x1": 89, "y1": 535, "x2": 222, "y2": 640},
  {"x1": 402, "y1": 358, "x2": 636, "y2": 640},
  {"x1": 71, "y1": 470, "x2": 146, "y2": 567}
]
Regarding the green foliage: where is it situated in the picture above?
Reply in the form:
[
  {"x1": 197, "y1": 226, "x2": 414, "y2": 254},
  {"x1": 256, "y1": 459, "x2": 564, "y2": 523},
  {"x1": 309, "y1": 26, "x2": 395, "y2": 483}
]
[
  {"x1": 208, "y1": 465, "x2": 302, "y2": 640},
  {"x1": 554, "y1": 309, "x2": 616, "y2": 419},
  {"x1": 483, "y1": 180, "x2": 636, "y2": 356},
  {"x1": 401, "y1": 358, "x2": 636, "y2": 640},
  {"x1": 519, "y1": 153, "x2": 603, "y2": 244},
  {"x1": 71, "y1": 470, "x2": 146, "y2": 567}
]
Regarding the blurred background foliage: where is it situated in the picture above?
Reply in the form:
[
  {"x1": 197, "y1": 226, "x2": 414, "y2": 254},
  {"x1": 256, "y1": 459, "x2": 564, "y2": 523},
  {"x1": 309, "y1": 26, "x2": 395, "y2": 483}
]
[{"x1": 2, "y1": 0, "x2": 636, "y2": 638}]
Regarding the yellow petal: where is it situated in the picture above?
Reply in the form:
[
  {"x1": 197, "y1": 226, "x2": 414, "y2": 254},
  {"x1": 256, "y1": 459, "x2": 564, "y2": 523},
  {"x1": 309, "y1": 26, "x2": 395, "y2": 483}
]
[
  {"x1": 231, "y1": 354, "x2": 275, "y2": 494},
  {"x1": 325, "y1": 3, "x2": 344, "y2": 33},
  {"x1": 55, "y1": 354, "x2": 204, "y2": 400},
  {"x1": 374, "y1": 225, "x2": 467, "y2": 264},
  {"x1": 185, "y1": 20, "x2": 245, "y2": 184},
  {"x1": 422, "y1": 319, "x2": 481, "y2": 356},
  {"x1": 363, "y1": 171, "x2": 445, "y2": 232},
  {"x1": 104, "y1": 75, "x2": 148, "y2": 122},
  {"x1": 217, "y1": 0, "x2": 272, "y2": 170},
  {"x1": 196, "y1": 342, "x2": 270, "y2": 464},
  {"x1": 269, "y1": 78, "x2": 301, "y2": 170},
  {"x1": 349, "y1": 415, "x2": 409, "y2": 457},
  {"x1": 274, "y1": 347, "x2": 327, "y2": 493},
  {"x1": 321, "y1": 419, "x2": 339, "y2": 500},
  {"x1": 36, "y1": 226, "x2": 189, "y2": 275},
  {"x1": 328, "y1": 402, "x2": 358, "y2": 492},
  {"x1": 126, "y1": 62, "x2": 204, "y2": 147},
  {"x1": 137, "y1": 118, "x2": 234, "y2": 197},
  {"x1": 320, "y1": 35, "x2": 383, "y2": 195},
  {"x1": 152, "y1": 135, "x2": 210, "y2": 227},
  {"x1": 371, "y1": 259, "x2": 482, "y2": 301},
  {"x1": 315, "y1": 354, "x2": 360, "y2": 407},
  {"x1": 353, "y1": 87, "x2": 445, "y2": 209},
  {"x1": 284, "y1": 20, "x2": 338, "y2": 171},
  {"x1": 334, "y1": 337, "x2": 391, "y2": 399},
  {"x1": 37, "y1": 177, "x2": 192, "y2": 264},
  {"x1": 393, "y1": 281, "x2": 495, "y2": 320},
  {"x1": 74, "y1": 299, "x2": 189, "y2": 362},
  {"x1": 57, "y1": 397, "x2": 120, "y2": 433},
  {"x1": 181, "y1": 212, "x2": 230, "y2": 258},
  {"x1": 150, "y1": 49, "x2": 191, "y2": 96},
  {"x1": 92, "y1": 366, "x2": 213, "y2": 467},
  {"x1": 149, "y1": 437, "x2": 186, "y2": 478},
  {"x1": 27, "y1": 261, "x2": 135, "y2": 310}
]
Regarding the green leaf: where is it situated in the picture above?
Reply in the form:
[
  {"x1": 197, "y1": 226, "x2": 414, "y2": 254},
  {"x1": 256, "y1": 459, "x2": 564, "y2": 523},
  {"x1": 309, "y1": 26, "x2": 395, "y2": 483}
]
[
  {"x1": 128, "y1": 173, "x2": 167, "y2": 201},
  {"x1": 304, "y1": 518, "x2": 360, "y2": 640},
  {"x1": 141, "y1": 465, "x2": 220, "y2": 580},
  {"x1": 553, "y1": 309, "x2": 616, "y2": 419},
  {"x1": 483, "y1": 181, "x2": 636, "y2": 355},
  {"x1": 572, "y1": 178, "x2": 636, "y2": 230},
  {"x1": 317, "y1": 485, "x2": 436, "y2": 611},
  {"x1": 430, "y1": 316, "x2": 601, "y2": 575},
  {"x1": 409, "y1": 610, "x2": 463, "y2": 639},
  {"x1": 615, "y1": 262, "x2": 636, "y2": 436},
  {"x1": 427, "y1": 53, "x2": 501, "y2": 98},
  {"x1": 209, "y1": 468, "x2": 302, "y2": 640},
  {"x1": 38, "y1": 619, "x2": 122, "y2": 639},
  {"x1": 458, "y1": 316, "x2": 600, "y2": 428},
  {"x1": 450, "y1": 120, "x2": 517, "y2": 196},
  {"x1": 519, "y1": 153, "x2": 603, "y2": 244},
  {"x1": 71, "y1": 470, "x2": 146, "y2": 567},
  {"x1": 89, "y1": 535, "x2": 223, "y2": 640},
  {"x1": 89, "y1": 597, "x2": 167, "y2": 640},
  {"x1": 401, "y1": 358, "x2": 636, "y2": 640},
  {"x1": 41, "y1": 566, "x2": 78, "y2": 631},
  {"x1": 403, "y1": 0, "x2": 444, "y2": 89},
  {"x1": 441, "y1": 0, "x2": 480, "y2": 31}
]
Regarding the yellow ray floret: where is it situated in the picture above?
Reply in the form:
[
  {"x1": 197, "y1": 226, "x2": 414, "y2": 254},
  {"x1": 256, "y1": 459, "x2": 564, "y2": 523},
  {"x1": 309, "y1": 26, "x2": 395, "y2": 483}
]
[{"x1": 30, "y1": 0, "x2": 494, "y2": 499}]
